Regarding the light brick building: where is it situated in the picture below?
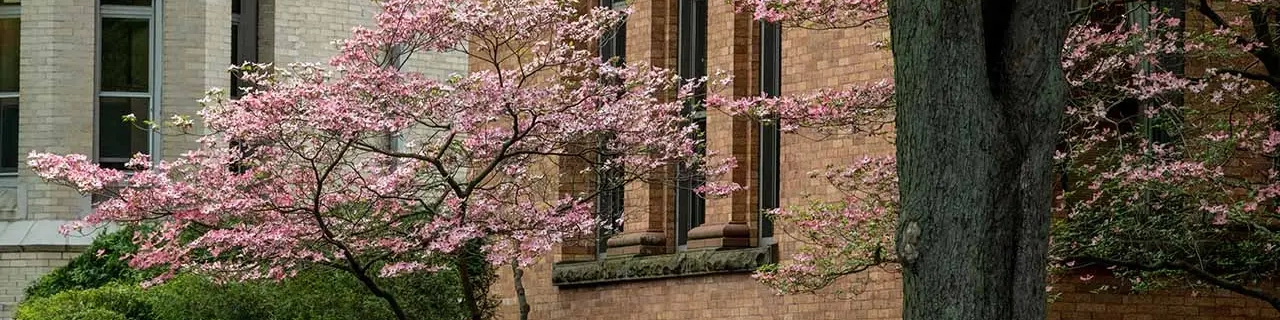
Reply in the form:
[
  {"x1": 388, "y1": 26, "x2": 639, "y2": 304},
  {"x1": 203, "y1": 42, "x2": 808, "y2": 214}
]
[
  {"x1": 0, "y1": 1, "x2": 465, "y2": 318},
  {"x1": 488, "y1": 1, "x2": 1280, "y2": 320}
]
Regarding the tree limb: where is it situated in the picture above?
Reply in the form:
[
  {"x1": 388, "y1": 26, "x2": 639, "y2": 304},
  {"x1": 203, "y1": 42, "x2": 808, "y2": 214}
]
[{"x1": 1067, "y1": 256, "x2": 1280, "y2": 311}]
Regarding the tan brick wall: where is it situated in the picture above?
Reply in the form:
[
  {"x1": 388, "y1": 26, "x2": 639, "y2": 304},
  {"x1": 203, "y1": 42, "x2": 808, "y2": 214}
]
[
  {"x1": 0, "y1": 251, "x2": 77, "y2": 320},
  {"x1": 16, "y1": 0, "x2": 96, "y2": 222},
  {"x1": 161, "y1": 0, "x2": 231, "y2": 156},
  {"x1": 261, "y1": 0, "x2": 466, "y2": 79},
  {"x1": 262, "y1": 0, "x2": 378, "y2": 64}
]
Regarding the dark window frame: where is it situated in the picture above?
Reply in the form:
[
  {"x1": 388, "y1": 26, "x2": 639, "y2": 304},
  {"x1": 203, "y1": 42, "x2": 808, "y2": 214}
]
[
  {"x1": 675, "y1": 0, "x2": 707, "y2": 249},
  {"x1": 758, "y1": 21, "x2": 781, "y2": 243},
  {"x1": 231, "y1": 0, "x2": 258, "y2": 98},
  {"x1": 595, "y1": 0, "x2": 627, "y2": 257},
  {"x1": 0, "y1": 5, "x2": 19, "y2": 174}
]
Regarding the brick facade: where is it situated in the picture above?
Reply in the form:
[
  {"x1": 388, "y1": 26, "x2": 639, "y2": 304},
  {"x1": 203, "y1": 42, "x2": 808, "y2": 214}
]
[
  {"x1": 489, "y1": 2, "x2": 1280, "y2": 320},
  {"x1": 0, "y1": 1, "x2": 466, "y2": 319},
  {"x1": 0, "y1": 252, "x2": 78, "y2": 318}
]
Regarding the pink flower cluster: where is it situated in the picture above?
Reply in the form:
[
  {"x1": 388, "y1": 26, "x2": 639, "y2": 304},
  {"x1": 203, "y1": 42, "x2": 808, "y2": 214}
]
[
  {"x1": 753, "y1": 156, "x2": 897, "y2": 295},
  {"x1": 731, "y1": 0, "x2": 887, "y2": 29},
  {"x1": 29, "y1": 0, "x2": 736, "y2": 284}
]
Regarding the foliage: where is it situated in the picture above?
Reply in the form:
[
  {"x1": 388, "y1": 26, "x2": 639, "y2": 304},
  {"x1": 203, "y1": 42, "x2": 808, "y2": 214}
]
[
  {"x1": 25, "y1": 226, "x2": 148, "y2": 300},
  {"x1": 146, "y1": 268, "x2": 482, "y2": 320},
  {"x1": 17, "y1": 284, "x2": 154, "y2": 320},
  {"x1": 730, "y1": 0, "x2": 888, "y2": 29},
  {"x1": 60, "y1": 309, "x2": 130, "y2": 320},
  {"x1": 725, "y1": 0, "x2": 1280, "y2": 310},
  {"x1": 1052, "y1": 3, "x2": 1280, "y2": 307},
  {"x1": 21, "y1": 228, "x2": 492, "y2": 320},
  {"x1": 29, "y1": 0, "x2": 735, "y2": 318},
  {"x1": 750, "y1": 157, "x2": 898, "y2": 295}
]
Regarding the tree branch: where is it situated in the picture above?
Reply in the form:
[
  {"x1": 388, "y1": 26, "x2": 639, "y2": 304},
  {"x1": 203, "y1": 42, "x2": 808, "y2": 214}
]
[
  {"x1": 1198, "y1": 0, "x2": 1280, "y2": 77},
  {"x1": 1215, "y1": 68, "x2": 1280, "y2": 87},
  {"x1": 1068, "y1": 256, "x2": 1280, "y2": 311}
]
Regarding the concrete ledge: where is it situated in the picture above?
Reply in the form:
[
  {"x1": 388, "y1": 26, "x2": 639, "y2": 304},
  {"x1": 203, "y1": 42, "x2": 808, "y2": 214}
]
[
  {"x1": 686, "y1": 222, "x2": 752, "y2": 250},
  {"x1": 0, "y1": 220, "x2": 112, "y2": 252},
  {"x1": 604, "y1": 231, "x2": 667, "y2": 256},
  {"x1": 551, "y1": 245, "x2": 776, "y2": 287}
]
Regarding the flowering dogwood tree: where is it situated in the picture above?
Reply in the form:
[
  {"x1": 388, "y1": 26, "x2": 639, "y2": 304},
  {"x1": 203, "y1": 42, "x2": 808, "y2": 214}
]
[
  {"x1": 722, "y1": 0, "x2": 1280, "y2": 312},
  {"x1": 28, "y1": 1, "x2": 734, "y2": 319}
]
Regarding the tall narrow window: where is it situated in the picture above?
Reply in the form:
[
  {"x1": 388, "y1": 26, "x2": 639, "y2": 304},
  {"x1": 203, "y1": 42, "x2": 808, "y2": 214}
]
[
  {"x1": 596, "y1": 0, "x2": 627, "y2": 256},
  {"x1": 232, "y1": 0, "x2": 257, "y2": 97},
  {"x1": 758, "y1": 21, "x2": 781, "y2": 244},
  {"x1": 98, "y1": 1, "x2": 157, "y2": 169},
  {"x1": 675, "y1": 0, "x2": 706, "y2": 249},
  {"x1": 0, "y1": 1, "x2": 18, "y2": 174}
]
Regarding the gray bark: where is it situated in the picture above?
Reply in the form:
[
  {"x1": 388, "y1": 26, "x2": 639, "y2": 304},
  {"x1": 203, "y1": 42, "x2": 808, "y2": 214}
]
[
  {"x1": 888, "y1": 1, "x2": 1069, "y2": 320},
  {"x1": 512, "y1": 260, "x2": 531, "y2": 320}
]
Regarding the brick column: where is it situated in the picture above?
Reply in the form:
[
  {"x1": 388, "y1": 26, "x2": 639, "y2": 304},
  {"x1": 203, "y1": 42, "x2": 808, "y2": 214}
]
[
  {"x1": 161, "y1": 1, "x2": 231, "y2": 155},
  {"x1": 5, "y1": 4, "x2": 97, "y2": 318},
  {"x1": 263, "y1": 0, "x2": 378, "y2": 64},
  {"x1": 17, "y1": 0, "x2": 96, "y2": 221},
  {"x1": 687, "y1": 1, "x2": 758, "y2": 250},
  {"x1": 554, "y1": 143, "x2": 598, "y2": 262},
  {"x1": 606, "y1": 0, "x2": 679, "y2": 256}
]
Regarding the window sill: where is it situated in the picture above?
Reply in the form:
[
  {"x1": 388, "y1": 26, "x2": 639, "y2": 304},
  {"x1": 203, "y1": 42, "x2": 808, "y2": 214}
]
[{"x1": 550, "y1": 245, "x2": 776, "y2": 287}]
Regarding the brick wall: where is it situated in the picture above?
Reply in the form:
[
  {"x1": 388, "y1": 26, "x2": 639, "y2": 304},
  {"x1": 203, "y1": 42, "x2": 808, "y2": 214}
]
[
  {"x1": 490, "y1": 2, "x2": 1280, "y2": 320},
  {"x1": 3, "y1": 2, "x2": 96, "y2": 317},
  {"x1": 15, "y1": 0, "x2": 95, "y2": 222},
  {"x1": 0, "y1": 251, "x2": 77, "y2": 320},
  {"x1": 262, "y1": 0, "x2": 466, "y2": 78},
  {"x1": 1051, "y1": 281, "x2": 1280, "y2": 320},
  {"x1": 160, "y1": 0, "x2": 231, "y2": 155},
  {"x1": 489, "y1": 2, "x2": 904, "y2": 318}
]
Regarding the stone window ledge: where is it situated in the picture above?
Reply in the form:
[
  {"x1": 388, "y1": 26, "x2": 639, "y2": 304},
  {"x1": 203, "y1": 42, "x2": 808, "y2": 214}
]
[
  {"x1": 0, "y1": 220, "x2": 112, "y2": 253},
  {"x1": 551, "y1": 245, "x2": 776, "y2": 287}
]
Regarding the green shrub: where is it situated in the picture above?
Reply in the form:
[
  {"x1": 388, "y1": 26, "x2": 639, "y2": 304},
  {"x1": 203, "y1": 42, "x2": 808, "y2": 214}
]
[
  {"x1": 17, "y1": 284, "x2": 153, "y2": 320},
  {"x1": 21, "y1": 228, "x2": 495, "y2": 320},
  {"x1": 146, "y1": 271, "x2": 393, "y2": 320},
  {"x1": 60, "y1": 309, "x2": 129, "y2": 320},
  {"x1": 147, "y1": 264, "x2": 485, "y2": 320},
  {"x1": 25, "y1": 227, "x2": 147, "y2": 300}
]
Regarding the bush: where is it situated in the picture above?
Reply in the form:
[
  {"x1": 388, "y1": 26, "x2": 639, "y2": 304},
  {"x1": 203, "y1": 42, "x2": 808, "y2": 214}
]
[
  {"x1": 25, "y1": 226, "x2": 147, "y2": 300},
  {"x1": 21, "y1": 228, "x2": 494, "y2": 320},
  {"x1": 17, "y1": 284, "x2": 153, "y2": 320},
  {"x1": 60, "y1": 309, "x2": 129, "y2": 320},
  {"x1": 147, "y1": 264, "x2": 486, "y2": 320},
  {"x1": 146, "y1": 271, "x2": 393, "y2": 320}
]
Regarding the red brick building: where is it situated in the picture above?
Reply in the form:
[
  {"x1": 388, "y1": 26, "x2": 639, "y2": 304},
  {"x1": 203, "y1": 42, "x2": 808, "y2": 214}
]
[{"x1": 487, "y1": 1, "x2": 1280, "y2": 319}]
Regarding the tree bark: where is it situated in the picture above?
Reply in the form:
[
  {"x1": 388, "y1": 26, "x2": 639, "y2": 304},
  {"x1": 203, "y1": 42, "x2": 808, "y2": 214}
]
[
  {"x1": 889, "y1": 1, "x2": 1069, "y2": 320},
  {"x1": 457, "y1": 253, "x2": 485, "y2": 320},
  {"x1": 512, "y1": 261, "x2": 531, "y2": 320}
]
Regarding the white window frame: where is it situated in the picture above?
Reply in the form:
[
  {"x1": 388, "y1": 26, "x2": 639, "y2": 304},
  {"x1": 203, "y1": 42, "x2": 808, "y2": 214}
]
[{"x1": 96, "y1": 1, "x2": 162, "y2": 167}]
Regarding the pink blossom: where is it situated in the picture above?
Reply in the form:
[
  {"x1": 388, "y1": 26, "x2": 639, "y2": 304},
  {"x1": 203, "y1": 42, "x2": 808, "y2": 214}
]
[{"x1": 29, "y1": 0, "x2": 736, "y2": 285}]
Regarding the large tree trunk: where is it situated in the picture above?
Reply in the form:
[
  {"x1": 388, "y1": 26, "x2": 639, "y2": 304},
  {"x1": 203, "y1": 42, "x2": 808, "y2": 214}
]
[{"x1": 888, "y1": 1, "x2": 1069, "y2": 320}]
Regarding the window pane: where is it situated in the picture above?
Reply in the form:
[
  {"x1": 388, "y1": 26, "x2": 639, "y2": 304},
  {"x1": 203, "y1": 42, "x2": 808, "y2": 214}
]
[
  {"x1": 0, "y1": 18, "x2": 16, "y2": 93},
  {"x1": 0, "y1": 98, "x2": 15, "y2": 172},
  {"x1": 101, "y1": 0, "x2": 151, "y2": 6},
  {"x1": 98, "y1": 97, "x2": 148, "y2": 168},
  {"x1": 233, "y1": 0, "x2": 241, "y2": 15},
  {"x1": 231, "y1": 23, "x2": 244, "y2": 97},
  {"x1": 0, "y1": 0, "x2": 17, "y2": 5},
  {"x1": 101, "y1": 18, "x2": 149, "y2": 92}
]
